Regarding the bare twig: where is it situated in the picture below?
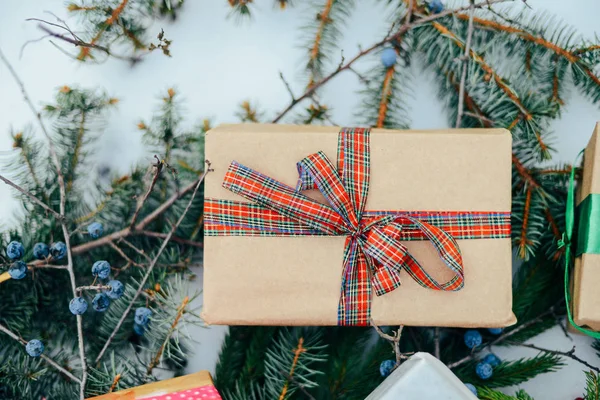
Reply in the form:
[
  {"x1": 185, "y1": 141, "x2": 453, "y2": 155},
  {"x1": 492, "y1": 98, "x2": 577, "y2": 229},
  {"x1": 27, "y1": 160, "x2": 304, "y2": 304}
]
[
  {"x1": 279, "y1": 72, "x2": 296, "y2": 101},
  {"x1": 348, "y1": 66, "x2": 370, "y2": 85},
  {"x1": 0, "y1": 322, "x2": 81, "y2": 384},
  {"x1": 34, "y1": 23, "x2": 142, "y2": 63},
  {"x1": 405, "y1": 0, "x2": 415, "y2": 24},
  {"x1": 371, "y1": 319, "x2": 409, "y2": 366},
  {"x1": 506, "y1": 341, "x2": 600, "y2": 373},
  {"x1": 130, "y1": 156, "x2": 163, "y2": 229},
  {"x1": 455, "y1": 0, "x2": 475, "y2": 128},
  {"x1": 463, "y1": 111, "x2": 494, "y2": 125},
  {"x1": 28, "y1": 264, "x2": 69, "y2": 270},
  {"x1": 271, "y1": 0, "x2": 513, "y2": 123},
  {"x1": 108, "y1": 241, "x2": 144, "y2": 268},
  {"x1": 95, "y1": 163, "x2": 211, "y2": 364},
  {"x1": 0, "y1": 175, "x2": 62, "y2": 221},
  {"x1": 118, "y1": 238, "x2": 152, "y2": 263},
  {"x1": 76, "y1": 284, "x2": 111, "y2": 293}
]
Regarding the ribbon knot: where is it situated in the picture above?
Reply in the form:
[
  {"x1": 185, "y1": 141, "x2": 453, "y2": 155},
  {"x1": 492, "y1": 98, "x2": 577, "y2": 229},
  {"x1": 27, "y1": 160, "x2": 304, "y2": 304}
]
[{"x1": 206, "y1": 127, "x2": 511, "y2": 326}]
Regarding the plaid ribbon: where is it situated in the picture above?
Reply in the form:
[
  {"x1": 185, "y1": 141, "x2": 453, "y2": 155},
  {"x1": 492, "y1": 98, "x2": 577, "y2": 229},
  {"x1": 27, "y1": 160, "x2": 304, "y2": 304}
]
[{"x1": 205, "y1": 127, "x2": 511, "y2": 326}]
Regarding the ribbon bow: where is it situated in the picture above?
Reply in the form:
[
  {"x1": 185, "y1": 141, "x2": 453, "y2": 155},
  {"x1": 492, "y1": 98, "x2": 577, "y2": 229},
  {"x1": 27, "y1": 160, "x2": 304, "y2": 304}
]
[{"x1": 205, "y1": 127, "x2": 511, "y2": 326}]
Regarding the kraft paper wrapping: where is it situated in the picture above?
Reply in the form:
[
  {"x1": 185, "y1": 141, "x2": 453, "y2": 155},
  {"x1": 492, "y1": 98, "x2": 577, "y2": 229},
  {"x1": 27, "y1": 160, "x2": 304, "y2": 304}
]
[
  {"x1": 203, "y1": 124, "x2": 516, "y2": 327},
  {"x1": 573, "y1": 122, "x2": 600, "y2": 331}
]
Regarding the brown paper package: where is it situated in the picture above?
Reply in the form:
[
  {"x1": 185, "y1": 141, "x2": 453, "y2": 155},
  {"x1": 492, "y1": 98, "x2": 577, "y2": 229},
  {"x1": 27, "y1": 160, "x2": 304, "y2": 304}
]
[
  {"x1": 203, "y1": 124, "x2": 516, "y2": 327},
  {"x1": 573, "y1": 122, "x2": 600, "y2": 331}
]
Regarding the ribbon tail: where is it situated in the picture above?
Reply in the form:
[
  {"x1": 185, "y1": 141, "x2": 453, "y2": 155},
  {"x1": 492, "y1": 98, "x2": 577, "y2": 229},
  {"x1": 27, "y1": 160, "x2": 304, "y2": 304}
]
[{"x1": 338, "y1": 237, "x2": 372, "y2": 326}]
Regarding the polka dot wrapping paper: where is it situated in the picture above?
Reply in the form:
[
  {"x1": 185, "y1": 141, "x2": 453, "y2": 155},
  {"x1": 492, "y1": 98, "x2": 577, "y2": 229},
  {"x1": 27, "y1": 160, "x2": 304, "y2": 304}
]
[
  {"x1": 85, "y1": 371, "x2": 221, "y2": 400},
  {"x1": 139, "y1": 385, "x2": 222, "y2": 400}
]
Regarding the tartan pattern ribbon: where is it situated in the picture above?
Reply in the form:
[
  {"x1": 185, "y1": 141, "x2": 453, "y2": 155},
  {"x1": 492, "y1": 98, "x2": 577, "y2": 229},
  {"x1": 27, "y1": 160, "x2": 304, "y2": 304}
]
[{"x1": 205, "y1": 127, "x2": 511, "y2": 326}]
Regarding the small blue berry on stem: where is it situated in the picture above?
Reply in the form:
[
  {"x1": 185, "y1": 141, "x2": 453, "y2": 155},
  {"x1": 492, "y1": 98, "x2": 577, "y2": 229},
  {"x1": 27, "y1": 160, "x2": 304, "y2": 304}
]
[
  {"x1": 92, "y1": 293, "x2": 111, "y2": 312},
  {"x1": 91, "y1": 260, "x2": 111, "y2": 280},
  {"x1": 464, "y1": 329, "x2": 482, "y2": 349},
  {"x1": 33, "y1": 243, "x2": 49, "y2": 260},
  {"x1": 6, "y1": 241, "x2": 25, "y2": 260},
  {"x1": 380, "y1": 48, "x2": 397, "y2": 68},
  {"x1": 87, "y1": 222, "x2": 104, "y2": 239},
  {"x1": 134, "y1": 307, "x2": 152, "y2": 326},
  {"x1": 133, "y1": 323, "x2": 146, "y2": 336},
  {"x1": 8, "y1": 261, "x2": 27, "y2": 280},
  {"x1": 26, "y1": 339, "x2": 44, "y2": 357},
  {"x1": 69, "y1": 297, "x2": 88, "y2": 315},
  {"x1": 464, "y1": 383, "x2": 477, "y2": 396},
  {"x1": 379, "y1": 359, "x2": 396, "y2": 377},
  {"x1": 427, "y1": 0, "x2": 444, "y2": 14},
  {"x1": 49, "y1": 242, "x2": 67, "y2": 260},
  {"x1": 475, "y1": 362, "x2": 493, "y2": 380},
  {"x1": 105, "y1": 280, "x2": 124, "y2": 299},
  {"x1": 487, "y1": 327, "x2": 503, "y2": 335},
  {"x1": 483, "y1": 353, "x2": 501, "y2": 367}
]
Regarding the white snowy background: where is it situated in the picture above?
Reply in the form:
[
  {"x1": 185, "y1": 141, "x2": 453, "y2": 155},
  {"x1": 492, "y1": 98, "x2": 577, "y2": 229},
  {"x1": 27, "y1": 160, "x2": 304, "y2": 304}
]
[{"x1": 0, "y1": 0, "x2": 599, "y2": 398}]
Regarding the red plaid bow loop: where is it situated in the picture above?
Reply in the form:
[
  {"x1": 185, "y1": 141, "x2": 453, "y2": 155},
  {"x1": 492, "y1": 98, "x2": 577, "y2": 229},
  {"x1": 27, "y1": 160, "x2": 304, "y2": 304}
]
[{"x1": 218, "y1": 127, "x2": 466, "y2": 326}]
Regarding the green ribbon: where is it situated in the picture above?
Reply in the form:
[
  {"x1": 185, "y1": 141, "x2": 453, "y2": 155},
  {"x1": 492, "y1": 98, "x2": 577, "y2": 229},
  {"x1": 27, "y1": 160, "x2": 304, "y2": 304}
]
[
  {"x1": 576, "y1": 194, "x2": 600, "y2": 256},
  {"x1": 563, "y1": 150, "x2": 600, "y2": 338}
]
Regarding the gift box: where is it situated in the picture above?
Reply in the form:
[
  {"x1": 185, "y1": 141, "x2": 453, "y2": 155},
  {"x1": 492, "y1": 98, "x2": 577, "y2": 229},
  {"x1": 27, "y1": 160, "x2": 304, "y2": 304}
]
[
  {"x1": 572, "y1": 122, "x2": 600, "y2": 331},
  {"x1": 203, "y1": 124, "x2": 515, "y2": 327},
  {"x1": 365, "y1": 352, "x2": 477, "y2": 399},
  {"x1": 86, "y1": 370, "x2": 221, "y2": 399}
]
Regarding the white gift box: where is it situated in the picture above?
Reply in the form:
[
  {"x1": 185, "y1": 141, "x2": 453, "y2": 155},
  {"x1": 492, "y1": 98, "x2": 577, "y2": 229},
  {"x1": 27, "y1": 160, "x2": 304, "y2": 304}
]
[{"x1": 365, "y1": 352, "x2": 478, "y2": 399}]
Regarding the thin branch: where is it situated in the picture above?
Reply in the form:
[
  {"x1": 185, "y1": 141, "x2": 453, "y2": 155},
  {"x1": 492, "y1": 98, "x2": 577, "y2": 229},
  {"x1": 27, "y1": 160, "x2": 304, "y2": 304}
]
[
  {"x1": 405, "y1": 0, "x2": 415, "y2": 24},
  {"x1": 279, "y1": 72, "x2": 296, "y2": 101},
  {"x1": 506, "y1": 341, "x2": 600, "y2": 373},
  {"x1": 129, "y1": 156, "x2": 163, "y2": 229},
  {"x1": 108, "y1": 241, "x2": 144, "y2": 268},
  {"x1": 0, "y1": 322, "x2": 81, "y2": 384},
  {"x1": 455, "y1": 0, "x2": 475, "y2": 128},
  {"x1": 371, "y1": 319, "x2": 409, "y2": 366},
  {"x1": 76, "y1": 284, "x2": 111, "y2": 293},
  {"x1": 271, "y1": 0, "x2": 514, "y2": 123},
  {"x1": 0, "y1": 175, "x2": 62, "y2": 221},
  {"x1": 463, "y1": 111, "x2": 494, "y2": 125},
  {"x1": 95, "y1": 163, "x2": 211, "y2": 364},
  {"x1": 28, "y1": 264, "x2": 69, "y2": 270},
  {"x1": 118, "y1": 238, "x2": 152, "y2": 263}
]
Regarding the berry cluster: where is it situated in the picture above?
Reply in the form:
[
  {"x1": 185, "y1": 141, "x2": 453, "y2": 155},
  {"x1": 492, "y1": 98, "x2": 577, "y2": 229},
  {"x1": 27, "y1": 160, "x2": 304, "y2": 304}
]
[
  {"x1": 4, "y1": 222, "x2": 130, "y2": 358},
  {"x1": 5, "y1": 240, "x2": 66, "y2": 280},
  {"x1": 462, "y1": 328, "x2": 504, "y2": 388}
]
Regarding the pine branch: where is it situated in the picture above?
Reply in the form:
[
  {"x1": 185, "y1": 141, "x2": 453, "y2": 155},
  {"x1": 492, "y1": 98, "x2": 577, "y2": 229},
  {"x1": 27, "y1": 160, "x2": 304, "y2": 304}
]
[
  {"x1": 0, "y1": 46, "x2": 88, "y2": 399},
  {"x1": 0, "y1": 322, "x2": 81, "y2": 384},
  {"x1": 506, "y1": 341, "x2": 599, "y2": 373},
  {"x1": 94, "y1": 162, "x2": 211, "y2": 364},
  {"x1": 585, "y1": 371, "x2": 600, "y2": 400},
  {"x1": 271, "y1": 0, "x2": 514, "y2": 123}
]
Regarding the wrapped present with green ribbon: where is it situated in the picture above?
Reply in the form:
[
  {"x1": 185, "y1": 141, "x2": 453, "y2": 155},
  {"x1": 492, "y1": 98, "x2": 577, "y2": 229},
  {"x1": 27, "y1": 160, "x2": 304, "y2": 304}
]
[
  {"x1": 202, "y1": 124, "x2": 516, "y2": 327},
  {"x1": 566, "y1": 123, "x2": 600, "y2": 335}
]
